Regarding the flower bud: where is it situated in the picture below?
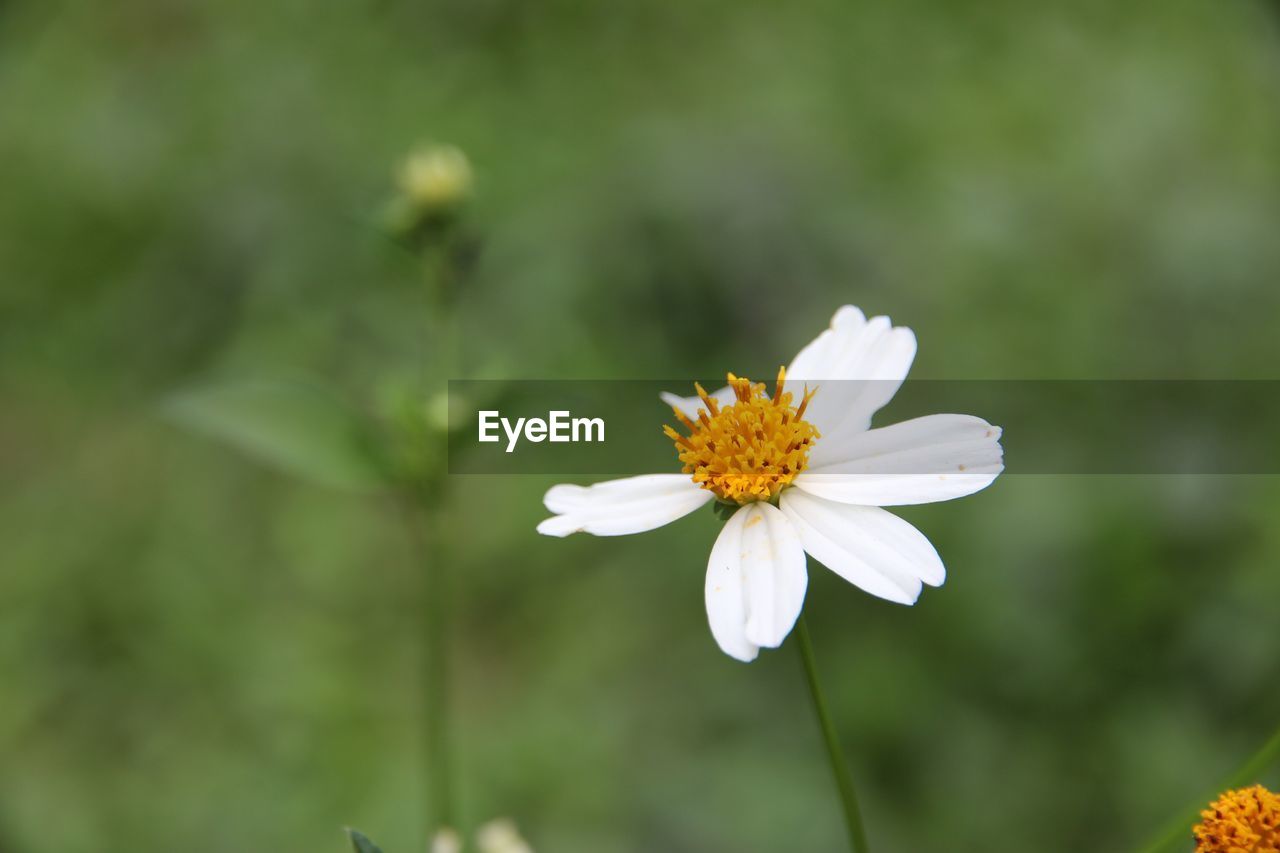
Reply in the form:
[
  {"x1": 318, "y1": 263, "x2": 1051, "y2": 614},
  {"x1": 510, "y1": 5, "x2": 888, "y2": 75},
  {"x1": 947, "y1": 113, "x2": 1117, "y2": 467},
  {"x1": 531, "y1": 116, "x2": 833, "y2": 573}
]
[
  {"x1": 430, "y1": 827, "x2": 463, "y2": 853},
  {"x1": 425, "y1": 390, "x2": 454, "y2": 434},
  {"x1": 476, "y1": 818, "x2": 534, "y2": 853},
  {"x1": 397, "y1": 144, "x2": 472, "y2": 217}
]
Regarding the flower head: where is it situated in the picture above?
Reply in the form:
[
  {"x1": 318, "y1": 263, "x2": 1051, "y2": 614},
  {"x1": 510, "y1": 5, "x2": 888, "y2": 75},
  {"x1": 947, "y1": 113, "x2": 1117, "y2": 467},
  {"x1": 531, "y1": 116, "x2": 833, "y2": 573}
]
[
  {"x1": 398, "y1": 144, "x2": 472, "y2": 213},
  {"x1": 537, "y1": 306, "x2": 1005, "y2": 661},
  {"x1": 1194, "y1": 785, "x2": 1280, "y2": 853},
  {"x1": 664, "y1": 368, "x2": 819, "y2": 503}
]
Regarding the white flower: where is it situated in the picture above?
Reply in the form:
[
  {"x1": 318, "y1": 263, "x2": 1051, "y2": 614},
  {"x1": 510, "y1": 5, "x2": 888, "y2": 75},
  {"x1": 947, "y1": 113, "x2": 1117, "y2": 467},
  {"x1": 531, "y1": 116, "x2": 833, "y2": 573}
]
[{"x1": 537, "y1": 306, "x2": 1004, "y2": 662}]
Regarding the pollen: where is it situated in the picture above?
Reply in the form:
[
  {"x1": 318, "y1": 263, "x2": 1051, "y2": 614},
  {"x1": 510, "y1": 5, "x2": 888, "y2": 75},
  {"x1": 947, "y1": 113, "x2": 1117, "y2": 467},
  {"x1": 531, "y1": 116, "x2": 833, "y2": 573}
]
[
  {"x1": 664, "y1": 367, "x2": 819, "y2": 504},
  {"x1": 1194, "y1": 785, "x2": 1280, "y2": 853}
]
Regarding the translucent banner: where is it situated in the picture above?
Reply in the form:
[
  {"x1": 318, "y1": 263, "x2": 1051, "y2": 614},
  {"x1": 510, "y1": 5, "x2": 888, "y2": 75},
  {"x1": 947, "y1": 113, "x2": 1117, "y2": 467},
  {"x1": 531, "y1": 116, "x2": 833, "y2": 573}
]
[{"x1": 446, "y1": 380, "x2": 1280, "y2": 475}]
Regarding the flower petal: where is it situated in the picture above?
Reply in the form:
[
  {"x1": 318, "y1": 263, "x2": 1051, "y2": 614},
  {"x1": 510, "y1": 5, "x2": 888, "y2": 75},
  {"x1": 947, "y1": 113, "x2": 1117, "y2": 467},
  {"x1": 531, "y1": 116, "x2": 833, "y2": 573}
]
[
  {"x1": 739, "y1": 502, "x2": 808, "y2": 648},
  {"x1": 780, "y1": 489, "x2": 944, "y2": 605},
  {"x1": 537, "y1": 474, "x2": 713, "y2": 537},
  {"x1": 704, "y1": 506, "x2": 758, "y2": 662},
  {"x1": 705, "y1": 502, "x2": 808, "y2": 659},
  {"x1": 660, "y1": 385, "x2": 737, "y2": 421},
  {"x1": 786, "y1": 305, "x2": 917, "y2": 436},
  {"x1": 800, "y1": 414, "x2": 1004, "y2": 504}
]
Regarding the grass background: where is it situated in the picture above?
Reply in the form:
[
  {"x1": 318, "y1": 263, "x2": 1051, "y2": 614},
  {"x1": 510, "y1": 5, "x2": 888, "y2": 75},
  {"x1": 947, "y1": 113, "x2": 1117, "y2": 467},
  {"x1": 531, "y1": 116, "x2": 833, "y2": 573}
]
[{"x1": 2, "y1": 0, "x2": 1280, "y2": 850}]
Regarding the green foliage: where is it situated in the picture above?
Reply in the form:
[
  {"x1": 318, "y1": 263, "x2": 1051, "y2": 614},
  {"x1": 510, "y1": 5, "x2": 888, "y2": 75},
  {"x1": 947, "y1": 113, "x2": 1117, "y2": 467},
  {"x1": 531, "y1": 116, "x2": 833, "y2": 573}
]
[
  {"x1": 346, "y1": 829, "x2": 384, "y2": 853},
  {"x1": 2, "y1": 0, "x2": 1280, "y2": 851},
  {"x1": 163, "y1": 379, "x2": 389, "y2": 492},
  {"x1": 710, "y1": 500, "x2": 739, "y2": 522}
]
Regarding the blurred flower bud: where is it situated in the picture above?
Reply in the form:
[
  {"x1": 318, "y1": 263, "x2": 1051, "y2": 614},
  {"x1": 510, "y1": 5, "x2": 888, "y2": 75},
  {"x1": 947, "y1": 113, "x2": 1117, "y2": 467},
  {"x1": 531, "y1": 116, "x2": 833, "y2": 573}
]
[
  {"x1": 397, "y1": 144, "x2": 472, "y2": 218},
  {"x1": 430, "y1": 827, "x2": 463, "y2": 853},
  {"x1": 476, "y1": 818, "x2": 534, "y2": 853},
  {"x1": 425, "y1": 390, "x2": 454, "y2": 434}
]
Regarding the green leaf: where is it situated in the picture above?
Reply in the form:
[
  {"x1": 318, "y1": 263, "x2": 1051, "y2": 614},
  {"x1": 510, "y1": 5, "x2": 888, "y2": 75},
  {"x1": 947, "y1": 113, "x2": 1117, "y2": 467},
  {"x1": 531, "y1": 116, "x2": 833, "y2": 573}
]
[
  {"x1": 345, "y1": 828, "x2": 383, "y2": 853},
  {"x1": 163, "y1": 378, "x2": 388, "y2": 492},
  {"x1": 711, "y1": 500, "x2": 739, "y2": 522}
]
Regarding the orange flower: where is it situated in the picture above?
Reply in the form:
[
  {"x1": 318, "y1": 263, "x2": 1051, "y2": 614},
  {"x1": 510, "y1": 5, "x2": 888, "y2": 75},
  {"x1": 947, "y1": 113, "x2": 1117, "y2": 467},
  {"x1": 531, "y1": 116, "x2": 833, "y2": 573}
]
[{"x1": 1194, "y1": 785, "x2": 1280, "y2": 853}]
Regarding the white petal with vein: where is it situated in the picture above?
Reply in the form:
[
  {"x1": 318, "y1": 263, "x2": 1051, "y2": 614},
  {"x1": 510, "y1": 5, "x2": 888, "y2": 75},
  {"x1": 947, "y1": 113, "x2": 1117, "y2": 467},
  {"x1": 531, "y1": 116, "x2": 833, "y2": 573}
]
[
  {"x1": 738, "y1": 502, "x2": 808, "y2": 648},
  {"x1": 704, "y1": 506, "x2": 757, "y2": 662},
  {"x1": 800, "y1": 414, "x2": 1004, "y2": 504},
  {"x1": 780, "y1": 489, "x2": 944, "y2": 605},
  {"x1": 537, "y1": 474, "x2": 713, "y2": 537},
  {"x1": 786, "y1": 305, "x2": 917, "y2": 436}
]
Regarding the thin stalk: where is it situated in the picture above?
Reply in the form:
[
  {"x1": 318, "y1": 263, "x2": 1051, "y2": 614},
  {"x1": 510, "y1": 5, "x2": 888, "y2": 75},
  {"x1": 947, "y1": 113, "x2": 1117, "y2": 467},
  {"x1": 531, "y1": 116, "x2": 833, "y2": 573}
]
[
  {"x1": 414, "y1": 231, "x2": 466, "y2": 839},
  {"x1": 796, "y1": 615, "x2": 871, "y2": 853},
  {"x1": 423, "y1": 498, "x2": 455, "y2": 834},
  {"x1": 401, "y1": 492, "x2": 455, "y2": 836},
  {"x1": 410, "y1": 278, "x2": 459, "y2": 837},
  {"x1": 1136, "y1": 722, "x2": 1280, "y2": 853}
]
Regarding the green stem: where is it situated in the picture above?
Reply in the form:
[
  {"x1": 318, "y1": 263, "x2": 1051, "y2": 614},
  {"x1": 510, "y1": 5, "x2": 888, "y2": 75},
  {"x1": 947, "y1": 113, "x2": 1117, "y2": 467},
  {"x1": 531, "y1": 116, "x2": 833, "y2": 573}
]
[
  {"x1": 423, "y1": 500, "x2": 455, "y2": 834},
  {"x1": 1135, "y1": 721, "x2": 1280, "y2": 853},
  {"x1": 796, "y1": 615, "x2": 871, "y2": 853},
  {"x1": 401, "y1": 492, "x2": 455, "y2": 836},
  {"x1": 414, "y1": 229, "x2": 466, "y2": 839}
]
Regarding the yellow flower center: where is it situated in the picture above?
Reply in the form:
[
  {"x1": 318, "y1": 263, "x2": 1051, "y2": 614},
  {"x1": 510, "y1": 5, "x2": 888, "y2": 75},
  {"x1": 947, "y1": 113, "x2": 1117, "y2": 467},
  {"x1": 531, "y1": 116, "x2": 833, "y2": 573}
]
[
  {"x1": 664, "y1": 367, "x2": 819, "y2": 504},
  {"x1": 1194, "y1": 785, "x2": 1280, "y2": 853}
]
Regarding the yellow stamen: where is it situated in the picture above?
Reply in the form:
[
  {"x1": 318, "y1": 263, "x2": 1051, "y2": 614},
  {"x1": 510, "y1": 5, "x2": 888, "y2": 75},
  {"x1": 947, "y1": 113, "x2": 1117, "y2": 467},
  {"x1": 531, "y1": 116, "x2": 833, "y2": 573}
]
[
  {"x1": 796, "y1": 384, "x2": 817, "y2": 421},
  {"x1": 694, "y1": 382, "x2": 720, "y2": 416},
  {"x1": 665, "y1": 369, "x2": 820, "y2": 504},
  {"x1": 672, "y1": 409, "x2": 697, "y2": 432},
  {"x1": 1193, "y1": 784, "x2": 1280, "y2": 853}
]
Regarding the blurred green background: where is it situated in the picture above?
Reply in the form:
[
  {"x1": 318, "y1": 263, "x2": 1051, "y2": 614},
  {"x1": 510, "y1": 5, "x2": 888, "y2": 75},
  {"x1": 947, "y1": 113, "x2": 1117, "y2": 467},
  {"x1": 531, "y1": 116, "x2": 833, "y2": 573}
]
[{"x1": 3, "y1": 0, "x2": 1280, "y2": 850}]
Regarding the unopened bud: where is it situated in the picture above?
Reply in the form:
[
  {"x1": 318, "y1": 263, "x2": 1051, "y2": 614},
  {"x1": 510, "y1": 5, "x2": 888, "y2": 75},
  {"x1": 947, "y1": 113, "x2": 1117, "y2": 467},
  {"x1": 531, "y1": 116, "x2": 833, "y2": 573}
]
[
  {"x1": 476, "y1": 818, "x2": 534, "y2": 853},
  {"x1": 398, "y1": 144, "x2": 472, "y2": 215},
  {"x1": 430, "y1": 827, "x2": 463, "y2": 853},
  {"x1": 425, "y1": 391, "x2": 453, "y2": 434}
]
